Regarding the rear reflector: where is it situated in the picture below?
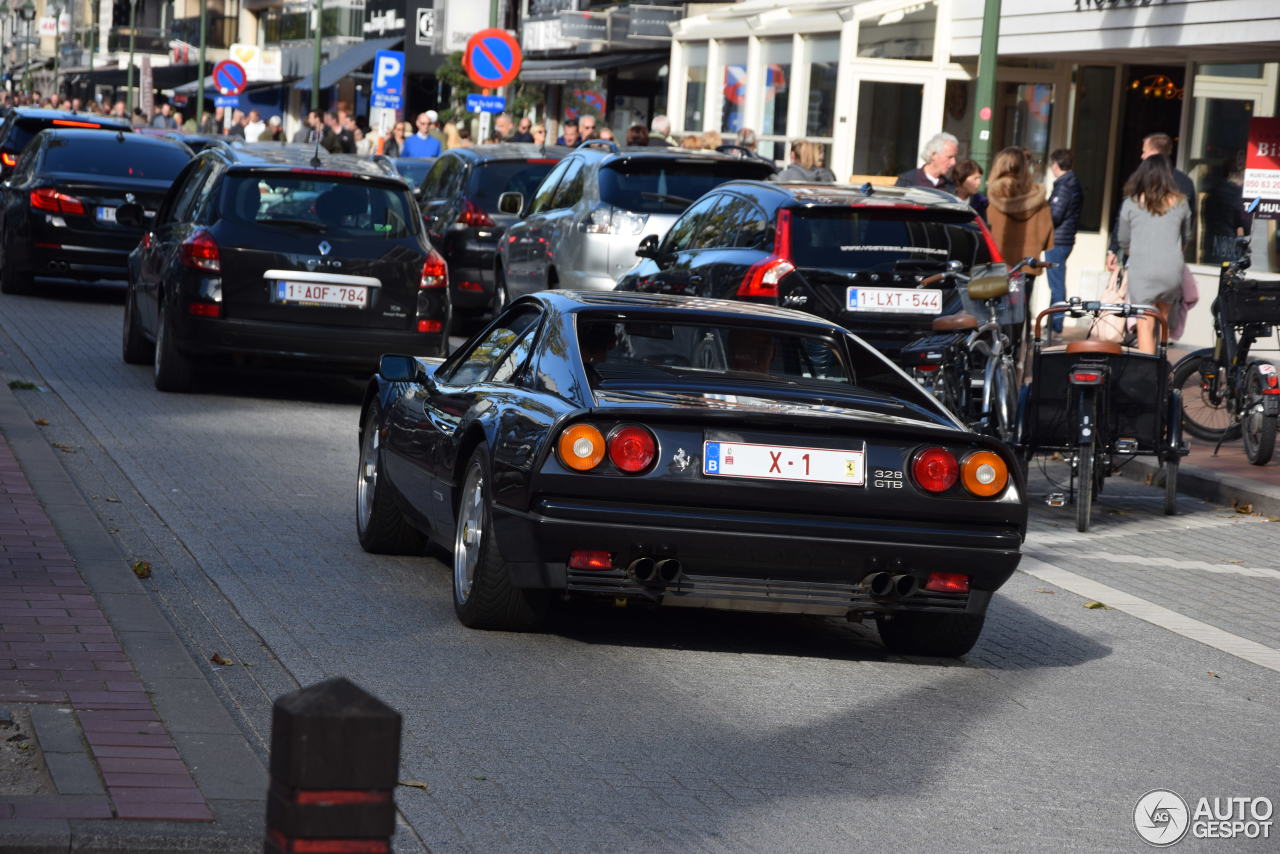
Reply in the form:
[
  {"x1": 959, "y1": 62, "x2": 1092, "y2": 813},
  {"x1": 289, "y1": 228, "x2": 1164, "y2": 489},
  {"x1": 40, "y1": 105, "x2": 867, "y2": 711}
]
[
  {"x1": 293, "y1": 790, "x2": 392, "y2": 806},
  {"x1": 924, "y1": 572, "x2": 970, "y2": 594},
  {"x1": 916, "y1": 365, "x2": 940, "y2": 372},
  {"x1": 568, "y1": 550, "x2": 613, "y2": 571},
  {"x1": 187, "y1": 302, "x2": 222, "y2": 318},
  {"x1": 1070, "y1": 371, "x2": 1102, "y2": 384},
  {"x1": 459, "y1": 280, "x2": 484, "y2": 292},
  {"x1": 416, "y1": 319, "x2": 442, "y2": 333},
  {"x1": 265, "y1": 832, "x2": 390, "y2": 854},
  {"x1": 34, "y1": 242, "x2": 61, "y2": 249}
]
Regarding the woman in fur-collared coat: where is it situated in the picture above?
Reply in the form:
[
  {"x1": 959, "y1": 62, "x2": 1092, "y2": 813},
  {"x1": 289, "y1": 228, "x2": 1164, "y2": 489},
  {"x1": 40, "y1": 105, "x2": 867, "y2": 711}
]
[{"x1": 986, "y1": 146, "x2": 1055, "y2": 299}]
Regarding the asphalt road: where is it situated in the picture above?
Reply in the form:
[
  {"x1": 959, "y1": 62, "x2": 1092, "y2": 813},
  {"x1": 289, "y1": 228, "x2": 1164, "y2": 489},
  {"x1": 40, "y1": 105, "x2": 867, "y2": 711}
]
[{"x1": 1, "y1": 281, "x2": 1277, "y2": 852}]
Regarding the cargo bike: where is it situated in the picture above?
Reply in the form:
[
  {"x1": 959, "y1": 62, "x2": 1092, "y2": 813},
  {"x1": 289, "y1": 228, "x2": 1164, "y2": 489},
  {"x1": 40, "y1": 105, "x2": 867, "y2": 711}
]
[{"x1": 1018, "y1": 298, "x2": 1185, "y2": 532}]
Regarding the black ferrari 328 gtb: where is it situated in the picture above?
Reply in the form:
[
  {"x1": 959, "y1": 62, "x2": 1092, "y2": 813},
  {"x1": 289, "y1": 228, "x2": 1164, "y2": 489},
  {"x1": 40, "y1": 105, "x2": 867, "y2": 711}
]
[{"x1": 357, "y1": 292, "x2": 1027, "y2": 657}]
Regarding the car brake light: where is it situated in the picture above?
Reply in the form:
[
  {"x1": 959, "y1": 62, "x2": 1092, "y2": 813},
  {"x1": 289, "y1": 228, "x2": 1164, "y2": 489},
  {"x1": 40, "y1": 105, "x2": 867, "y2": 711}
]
[
  {"x1": 607, "y1": 425, "x2": 657, "y2": 474},
  {"x1": 567, "y1": 550, "x2": 613, "y2": 570},
  {"x1": 924, "y1": 572, "x2": 970, "y2": 593},
  {"x1": 420, "y1": 250, "x2": 447, "y2": 289},
  {"x1": 976, "y1": 217, "x2": 1003, "y2": 264},
  {"x1": 141, "y1": 232, "x2": 153, "y2": 250},
  {"x1": 557, "y1": 424, "x2": 605, "y2": 471},
  {"x1": 1, "y1": 152, "x2": 16, "y2": 167},
  {"x1": 912, "y1": 447, "x2": 959, "y2": 493},
  {"x1": 916, "y1": 365, "x2": 940, "y2": 372},
  {"x1": 179, "y1": 231, "x2": 221, "y2": 272},
  {"x1": 960, "y1": 450, "x2": 1008, "y2": 497},
  {"x1": 416, "y1": 319, "x2": 442, "y2": 333},
  {"x1": 459, "y1": 281, "x2": 484, "y2": 292},
  {"x1": 459, "y1": 199, "x2": 495, "y2": 228},
  {"x1": 51, "y1": 119, "x2": 104, "y2": 129},
  {"x1": 30, "y1": 187, "x2": 86, "y2": 215},
  {"x1": 187, "y1": 302, "x2": 222, "y2": 318},
  {"x1": 290, "y1": 167, "x2": 356, "y2": 178},
  {"x1": 1267, "y1": 374, "x2": 1279, "y2": 388},
  {"x1": 737, "y1": 257, "x2": 795, "y2": 298}
]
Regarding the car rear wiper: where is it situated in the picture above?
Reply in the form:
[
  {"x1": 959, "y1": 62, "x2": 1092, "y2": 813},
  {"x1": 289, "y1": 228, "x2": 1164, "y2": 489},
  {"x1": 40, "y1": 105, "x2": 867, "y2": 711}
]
[
  {"x1": 260, "y1": 217, "x2": 328, "y2": 233},
  {"x1": 640, "y1": 191, "x2": 694, "y2": 206}
]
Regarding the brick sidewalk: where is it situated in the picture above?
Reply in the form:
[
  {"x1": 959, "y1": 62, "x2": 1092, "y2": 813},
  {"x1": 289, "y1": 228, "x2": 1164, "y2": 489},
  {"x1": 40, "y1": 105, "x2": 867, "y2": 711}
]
[{"x1": 0, "y1": 435, "x2": 212, "y2": 822}]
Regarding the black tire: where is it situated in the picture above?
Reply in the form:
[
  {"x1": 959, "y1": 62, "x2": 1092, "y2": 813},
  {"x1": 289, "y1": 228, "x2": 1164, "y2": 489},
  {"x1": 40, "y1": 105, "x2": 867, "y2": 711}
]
[
  {"x1": 121, "y1": 287, "x2": 154, "y2": 365},
  {"x1": 153, "y1": 300, "x2": 195, "y2": 392},
  {"x1": 1163, "y1": 457, "x2": 1179, "y2": 515},
  {"x1": 492, "y1": 264, "x2": 508, "y2": 315},
  {"x1": 452, "y1": 446, "x2": 547, "y2": 631},
  {"x1": 1242, "y1": 365, "x2": 1276, "y2": 466},
  {"x1": 356, "y1": 406, "x2": 426, "y2": 554},
  {"x1": 0, "y1": 246, "x2": 33, "y2": 295},
  {"x1": 1075, "y1": 440, "x2": 1095, "y2": 533},
  {"x1": 1172, "y1": 348, "x2": 1236, "y2": 442},
  {"x1": 876, "y1": 612, "x2": 986, "y2": 657}
]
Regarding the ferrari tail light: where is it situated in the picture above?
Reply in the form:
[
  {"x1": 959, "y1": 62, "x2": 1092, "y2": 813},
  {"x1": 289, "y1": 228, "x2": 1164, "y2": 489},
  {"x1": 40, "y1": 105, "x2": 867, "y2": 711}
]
[
  {"x1": 568, "y1": 550, "x2": 612, "y2": 570},
  {"x1": 30, "y1": 187, "x2": 86, "y2": 215},
  {"x1": 557, "y1": 424, "x2": 606, "y2": 471},
  {"x1": 1, "y1": 152, "x2": 17, "y2": 168},
  {"x1": 912, "y1": 447, "x2": 959, "y2": 493},
  {"x1": 924, "y1": 572, "x2": 971, "y2": 594},
  {"x1": 179, "y1": 231, "x2": 221, "y2": 272},
  {"x1": 420, "y1": 250, "x2": 448, "y2": 289},
  {"x1": 607, "y1": 425, "x2": 657, "y2": 474},
  {"x1": 961, "y1": 451, "x2": 1008, "y2": 498},
  {"x1": 459, "y1": 199, "x2": 495, "y2": 228}
]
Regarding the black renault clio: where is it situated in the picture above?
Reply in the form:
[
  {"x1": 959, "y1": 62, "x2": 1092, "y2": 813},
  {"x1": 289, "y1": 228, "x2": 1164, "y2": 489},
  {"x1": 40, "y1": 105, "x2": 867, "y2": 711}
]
[{"x1": 122, "y1": 146, "x2": 450, "y2": 392}]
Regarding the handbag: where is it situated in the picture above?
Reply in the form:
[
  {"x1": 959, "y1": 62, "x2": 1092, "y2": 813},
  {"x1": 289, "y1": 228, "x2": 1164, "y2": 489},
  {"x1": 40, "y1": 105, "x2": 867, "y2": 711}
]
[{"x1": 1090, "y1": 267, "x2": 1128, "y2": 343}]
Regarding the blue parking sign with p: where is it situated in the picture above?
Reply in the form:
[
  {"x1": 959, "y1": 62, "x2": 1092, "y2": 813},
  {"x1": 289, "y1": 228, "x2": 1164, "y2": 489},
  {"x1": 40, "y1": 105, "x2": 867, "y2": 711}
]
[{"x1": 371, "y1": 50, "x2": 405, "y2": 110}]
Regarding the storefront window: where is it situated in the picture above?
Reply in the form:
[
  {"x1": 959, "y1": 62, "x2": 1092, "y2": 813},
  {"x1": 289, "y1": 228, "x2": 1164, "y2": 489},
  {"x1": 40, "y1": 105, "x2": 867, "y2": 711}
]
[
  {"x1": 805, "y1": 36, "x2": 840, "y2": 139},
  {"x1": 759, "y1": 38, "x2": 792, "y2": 163},
  {"x1": 852, "y1": 81, "x2": 923, "y2": 178},
  {"x1": 995, "y1": 82, "x2": 1054, "y2": 171},
  {"x1": 683, "y1": 43, "x2": 707, "y2": 132},
  {"x1": 857, "y1": 2, "x2": 936, "y2": 61},
  {"x1": 720, "y1": 41, "x2": 748, "y2": 134}
]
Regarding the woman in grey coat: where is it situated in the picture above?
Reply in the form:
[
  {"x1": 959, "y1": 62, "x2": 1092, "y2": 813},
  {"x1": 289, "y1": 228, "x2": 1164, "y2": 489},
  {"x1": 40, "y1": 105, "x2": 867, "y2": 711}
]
[{"x1": 1117, "y1": 153, "x2": 1190, "y2": 353}]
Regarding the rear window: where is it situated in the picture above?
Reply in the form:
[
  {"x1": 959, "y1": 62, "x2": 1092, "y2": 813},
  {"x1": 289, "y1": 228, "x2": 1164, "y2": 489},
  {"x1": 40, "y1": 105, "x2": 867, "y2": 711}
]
[
  {"x1": 42, "y1": 137, "x2": 190, "y2": 180},
  {"x1": 467, "y1": 159, "x2": 560, "y2": 212},
  {"x1": 789, "y1": 208, "x2": 993, "y2": 273},
  {"x1": 393, "y1": 158, "x2": 434, "y2": 187},
  {"x1": 221, "y1": 174, "x2": 417, "y2": 239},
  {"x1": 599, "y1": 159, "x2": 775, "y2": 214}
]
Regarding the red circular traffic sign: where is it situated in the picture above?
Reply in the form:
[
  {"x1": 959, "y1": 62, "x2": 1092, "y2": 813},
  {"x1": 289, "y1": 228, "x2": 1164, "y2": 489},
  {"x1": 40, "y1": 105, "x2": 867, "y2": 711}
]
[
  {"x1": 463, "y1": 29, "x2": 522, "y2": 89},
  {"x1": 212, "y1": 59, "x2": 248, "y2": 96}
]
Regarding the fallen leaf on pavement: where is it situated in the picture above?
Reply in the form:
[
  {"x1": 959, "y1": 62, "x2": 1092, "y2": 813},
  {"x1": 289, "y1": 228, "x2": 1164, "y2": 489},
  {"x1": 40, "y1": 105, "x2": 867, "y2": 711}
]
[
  {"x1": 472, "y1": 776, "x2": 488, "y2": 781},
  {"x1": 1034, "y1": 589, "x2": 1055, "y2": 594},
  {"x1": 7, "y1": 380, "x2": 37, "y2": 390},
  {"x1": 33, "y1": 418, "x2": 48, "y2": 426},
  {"x1": 1207, "y1": 672, "x2": 1220, "y2": 678},
  {"x1": 398, "y1": 780, "x2": 429, "y2": 790},
  {"x1": 131, "y1": 560, "x2": 151, "y2": 579},
  {"x1": 51, "y1": 442, "x2": 75, "y2": 453},
  {"x1": 1082, "y1": 600, "x2": 1111, "y2": 610},
  {"x1": 1226, "y1": 559, "x2": 1244, "y2": 565},
  {"x1": 1236, "y1": 503, "x2": 1253, "y2": 514},
  {"x1": 104, "y1": 497, "x2": 120, "y2": 503},
  {"x1": 210, "y1": 653, "x2": 234, "y2": 666}
]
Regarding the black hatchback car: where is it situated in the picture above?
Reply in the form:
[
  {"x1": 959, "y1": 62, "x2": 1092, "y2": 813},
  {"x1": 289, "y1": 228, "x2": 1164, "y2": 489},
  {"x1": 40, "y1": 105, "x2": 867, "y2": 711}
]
[
  {"x1": 417, "y1": 144, "x2": 571, "y2": 316},
  {"x1": 617, "y1": 181, "x2": 1001, "y2": 359},
  {"x1": 0, "y1": 129, "x2": 192, "y2": 293},
  {"x1": 0, "y1": 108, "x2": 133, "y2": 179},
  {"x1": 121, "y1": 146, "x2": 449, "y2": 392}
]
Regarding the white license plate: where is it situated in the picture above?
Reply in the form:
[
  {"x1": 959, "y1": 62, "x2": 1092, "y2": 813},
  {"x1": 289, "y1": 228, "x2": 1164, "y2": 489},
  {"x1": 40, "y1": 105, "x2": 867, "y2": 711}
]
[
  {"x1": 847, "y1": 287, "x2": 941, "y2": 315},
  {"x1": 275, "y1": 281, "x2": 368, "y2": 308},
  {"x1": 703, "y1": 440, "x2": 865, "y2": 486},
  {"x1": 96, "y1": 206, "x2": 116, "y2": 223}
]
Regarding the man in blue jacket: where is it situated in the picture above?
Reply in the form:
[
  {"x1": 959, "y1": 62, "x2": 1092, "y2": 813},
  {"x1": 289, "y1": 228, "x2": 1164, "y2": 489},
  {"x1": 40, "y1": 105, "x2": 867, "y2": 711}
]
[{"x1": 1046, "y1": 148, "x2": 1083, "y2": 333}]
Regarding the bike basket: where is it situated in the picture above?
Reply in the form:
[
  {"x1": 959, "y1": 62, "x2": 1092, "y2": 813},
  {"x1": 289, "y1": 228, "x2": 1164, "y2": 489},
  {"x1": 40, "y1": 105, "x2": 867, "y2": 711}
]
[
  {"x1": 961, "y1": 276, "x2": 1025, "y2": 327},
  {"x1": 1220, "y1": 278, "x2": 1280, "y2": 326},
  {"x1": 898, "y1": 331, "x2": 967, "y2": 368}
]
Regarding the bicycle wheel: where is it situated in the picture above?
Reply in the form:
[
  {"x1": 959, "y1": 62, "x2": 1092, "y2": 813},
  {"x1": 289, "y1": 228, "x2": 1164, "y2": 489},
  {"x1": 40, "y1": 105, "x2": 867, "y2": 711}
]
[
  {"x1": 1171, "y1": 348, "x2": 1236, "y2": 442},
  {"x1": 1242, "y1": 364, "x2": 1277, "y2": 466},
  {"x1": 992, "y1": 357, "x2": 1018, "y2": 444},
  {"x1": 1075, "y1": 440, "x2": 1095, "y2": 533}
]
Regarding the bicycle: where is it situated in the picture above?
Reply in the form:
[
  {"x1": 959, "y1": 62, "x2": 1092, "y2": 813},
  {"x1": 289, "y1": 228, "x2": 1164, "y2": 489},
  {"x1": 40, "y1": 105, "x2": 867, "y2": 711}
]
[{"x1": 1171, "y1": 214, "x2": 1280, "y2": 466}]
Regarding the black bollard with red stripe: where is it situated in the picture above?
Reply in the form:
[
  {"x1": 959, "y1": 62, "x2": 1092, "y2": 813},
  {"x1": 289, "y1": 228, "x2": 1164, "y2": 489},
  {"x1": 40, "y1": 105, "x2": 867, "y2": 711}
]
[{"x1": 265, "y1": 677, "x2": 402, "y2": 854}]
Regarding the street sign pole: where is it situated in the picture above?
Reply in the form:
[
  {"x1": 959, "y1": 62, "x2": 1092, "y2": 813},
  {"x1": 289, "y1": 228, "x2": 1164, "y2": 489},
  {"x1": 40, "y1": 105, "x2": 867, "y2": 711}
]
[
  {"x1": 311, "y1": 0, "x2": 323, "y2": 113},
  {"x1": 969, "y1": 0, "x2": 1002, "y2": 182},
  {"x1": 126, "y1": 0, "x2": 137, "y2": 115},
  {"x1": 197, "y1": 2, "x2": 207, "y2": 127}
]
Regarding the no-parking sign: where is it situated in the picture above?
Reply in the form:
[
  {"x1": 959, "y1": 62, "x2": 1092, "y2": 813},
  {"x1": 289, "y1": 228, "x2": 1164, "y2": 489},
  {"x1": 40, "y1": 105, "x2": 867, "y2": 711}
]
[
  {"x1": 462, "y1": 28, "x2": 522, "y2": 90},
  {"x1": 212, "y1": 59, "x2": 247, "y2": 97}
]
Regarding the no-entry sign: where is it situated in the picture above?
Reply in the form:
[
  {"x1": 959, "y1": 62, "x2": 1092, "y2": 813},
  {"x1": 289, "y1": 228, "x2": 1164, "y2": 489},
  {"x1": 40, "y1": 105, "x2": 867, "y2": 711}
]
[
  {"x1": 463, "y1": 28, "x2": 522, "y2": 90},
  {"x1": 212, "y1": 59, "x2": 248, "y2": 97}
]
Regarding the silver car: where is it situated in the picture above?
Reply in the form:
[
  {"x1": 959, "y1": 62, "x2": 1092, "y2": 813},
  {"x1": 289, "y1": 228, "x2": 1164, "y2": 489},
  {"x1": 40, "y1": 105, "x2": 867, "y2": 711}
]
[{"x1": 495, "y1": 143, "x2": 775, "y2": 304}]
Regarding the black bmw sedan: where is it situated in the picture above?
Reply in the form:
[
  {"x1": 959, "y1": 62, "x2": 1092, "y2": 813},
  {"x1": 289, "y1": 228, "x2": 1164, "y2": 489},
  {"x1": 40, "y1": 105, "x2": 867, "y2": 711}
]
[
  {"x1": 0, "y1": 107, "x2": 133, "y2": 180},
  {"x1": 0, "y1": 128, "x2": 192, "y2": 294},
  {"x1": 122, "y1": 145, "x2": 450, "y2": 392}
]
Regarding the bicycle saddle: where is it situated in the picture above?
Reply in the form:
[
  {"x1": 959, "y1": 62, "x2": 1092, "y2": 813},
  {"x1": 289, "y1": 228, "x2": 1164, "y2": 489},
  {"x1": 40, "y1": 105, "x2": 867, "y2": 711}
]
[{"x1": 932, "y1": 312, "x2": 978, "y2": 331}]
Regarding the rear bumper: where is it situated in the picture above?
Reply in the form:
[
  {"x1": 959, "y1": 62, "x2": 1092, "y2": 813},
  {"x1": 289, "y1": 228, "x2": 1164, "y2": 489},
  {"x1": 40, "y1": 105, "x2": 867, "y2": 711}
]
[
  {"x1": 494, "y1": 497, "x2": 1020, "y2": 617},
  {"x1": 30, "y1": 242, "x2": 132, "y2": 281},
  {"x1": 177, "y1": 315, "x2": 445, "y2": 368}
]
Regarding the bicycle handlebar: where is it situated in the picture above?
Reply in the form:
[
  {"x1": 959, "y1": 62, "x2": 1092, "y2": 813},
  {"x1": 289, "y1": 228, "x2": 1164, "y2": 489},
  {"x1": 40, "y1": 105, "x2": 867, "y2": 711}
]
[
  {"x1": 1032, "y1": 298, "x2": 1168, "y2": 344},
  {"x1": 1008, "y1": 256, "x2": 1058, "y2": 276}
]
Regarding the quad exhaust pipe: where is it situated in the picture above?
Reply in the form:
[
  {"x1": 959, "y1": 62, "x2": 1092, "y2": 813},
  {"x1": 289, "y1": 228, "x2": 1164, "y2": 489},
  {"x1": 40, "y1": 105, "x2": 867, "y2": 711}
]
[
  {"x1": 864, "y1": 571, "x2": 918, "y2": 599},
  {"x1": 628, "y1": 557, "x2": 656, "y2": 583},
  {"x1": 627, "y1": 556, "x2": 683, "y2": 585}
]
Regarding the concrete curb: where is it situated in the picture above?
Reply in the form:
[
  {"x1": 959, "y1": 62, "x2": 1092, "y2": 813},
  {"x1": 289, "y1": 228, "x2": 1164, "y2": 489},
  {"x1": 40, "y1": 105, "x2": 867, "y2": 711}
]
[
  {"x1": 0, "y1": 381, "x2": 263, "y2": 852},
  {"x1": 1117, "y1": 453, "x2": 1280, "y2": 517}
]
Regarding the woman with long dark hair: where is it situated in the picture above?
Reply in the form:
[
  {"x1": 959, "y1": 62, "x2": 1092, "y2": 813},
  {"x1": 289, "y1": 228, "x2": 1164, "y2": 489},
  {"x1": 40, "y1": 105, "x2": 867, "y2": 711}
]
[
  {"x1": 953, "y1": 159, "x2": 989, "y2": 223},
  {"x1": 1116, "y1": 153, "x2": 1190, "y2": 353}
]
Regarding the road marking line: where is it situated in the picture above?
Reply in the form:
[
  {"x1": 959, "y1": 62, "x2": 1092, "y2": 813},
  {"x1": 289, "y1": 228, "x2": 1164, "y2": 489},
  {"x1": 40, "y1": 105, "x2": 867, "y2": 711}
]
[
  {"x1": 1018, "y1": 556, "x2": 1280, "y2": 673},
  {"x1": 1025, "y1": 548, "x2": 1280, "y2": 580}
]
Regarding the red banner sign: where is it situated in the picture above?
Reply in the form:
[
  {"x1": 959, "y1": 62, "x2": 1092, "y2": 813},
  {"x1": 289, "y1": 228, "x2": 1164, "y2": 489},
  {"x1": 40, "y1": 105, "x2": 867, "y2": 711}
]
[{"x1": 1243, "y1": 117, "x2": 1280, "y2": 220}]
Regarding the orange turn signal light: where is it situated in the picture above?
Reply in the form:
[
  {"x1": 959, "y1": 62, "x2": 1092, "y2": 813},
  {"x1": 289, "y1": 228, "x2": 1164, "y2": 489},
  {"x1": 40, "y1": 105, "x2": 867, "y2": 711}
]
[
  {"x1": 557, "y1": 424, "x2": 605, "y2": 471},
  {"x1": 961, "y1": 451, "x2": 1008, "y2": 497}
]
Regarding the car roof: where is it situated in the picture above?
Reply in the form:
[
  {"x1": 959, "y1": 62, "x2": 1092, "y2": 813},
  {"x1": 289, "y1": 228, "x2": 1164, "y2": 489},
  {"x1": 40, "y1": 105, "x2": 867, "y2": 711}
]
[
  {"x1": 569, "y1": 145, "x2": 772, "y2": 169},
  {"x1": 521, "y1": 290, "x2": 856, "y2": 336},
  {"x1": 209, "y1": 144, "x2": 404, "y2": 181},
  {"x1": 37, "y1": 127, "x2": 187, "y2": 148},
  {"x1": 9, "y1": 108, "x2": 132, "y2": 130},
  {"x1": 442, "y1": 143, "x2": 574, "y2": 162},
  {"x1": 713, "y1": 179, "x2": 973, "y2": 213}
]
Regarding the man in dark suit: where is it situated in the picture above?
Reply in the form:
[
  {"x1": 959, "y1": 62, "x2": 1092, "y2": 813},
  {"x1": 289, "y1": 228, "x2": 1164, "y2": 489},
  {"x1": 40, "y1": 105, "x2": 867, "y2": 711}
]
[
  {"x1": 895, "y1": 132, "x2": 958, "y2": 194},
  {"x1": 1107, "y1": 132, "x2": 1197, "y2": 270}
]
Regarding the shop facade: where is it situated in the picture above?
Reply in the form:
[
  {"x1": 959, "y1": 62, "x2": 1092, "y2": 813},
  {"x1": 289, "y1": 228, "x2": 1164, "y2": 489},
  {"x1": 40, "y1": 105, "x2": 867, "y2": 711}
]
[{"x1": 668, "y1": 0, "x2": 1280, "y2": 344}]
